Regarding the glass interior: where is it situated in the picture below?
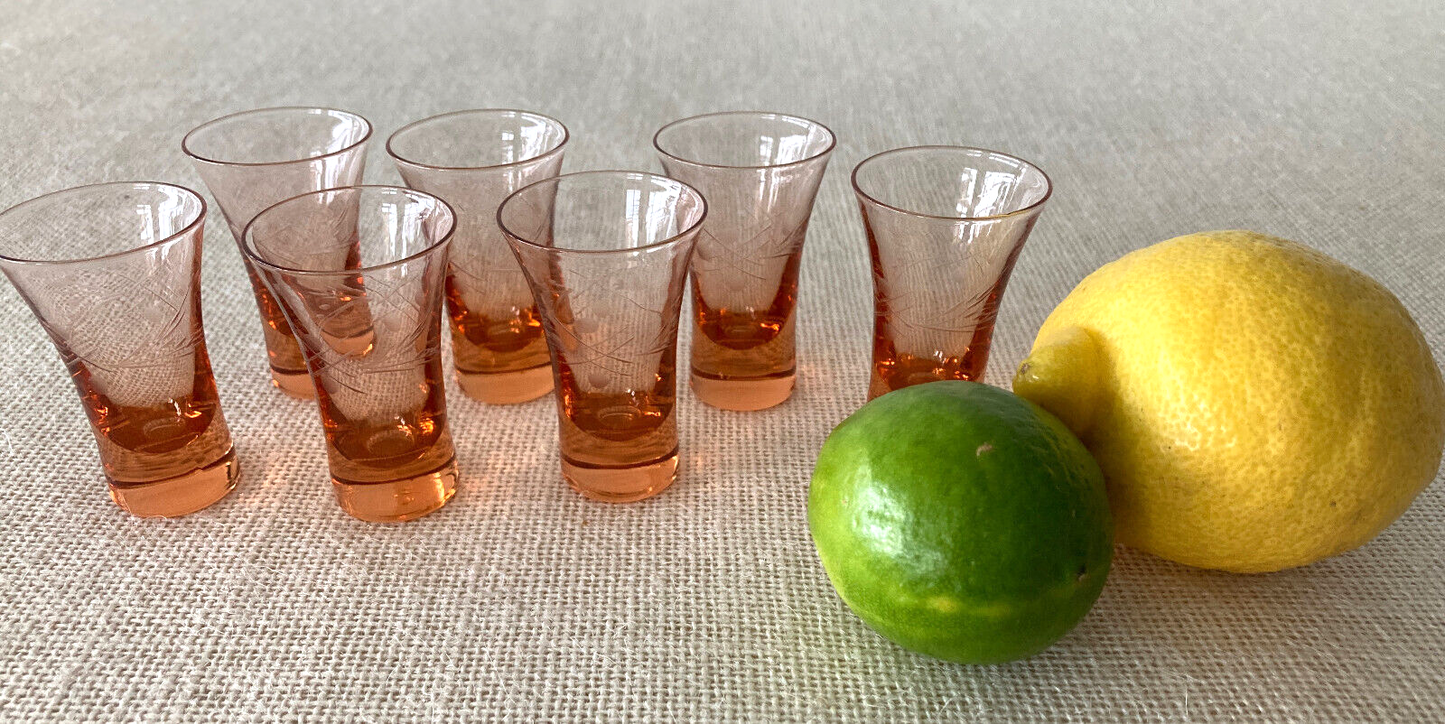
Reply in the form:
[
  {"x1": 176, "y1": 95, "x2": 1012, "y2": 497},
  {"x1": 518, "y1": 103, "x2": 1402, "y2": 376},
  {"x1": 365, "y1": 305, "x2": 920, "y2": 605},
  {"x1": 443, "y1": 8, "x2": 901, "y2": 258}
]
[
  {"x1": 853, "y1": 147, "x2": 1051, "y2": 219},
  {"x1": 655, "y1": 112, "x2": 834, "y2": 168},
  {"x1": 388, "y1": 110, "x2": 568, "y2": 169},
  {"x1": 0, "y1": 182, "x2": 204, "y2": 263},
  {"x1": 183, "y1": 107, "x2": 371, "y2": 166},
  {"x1": 498, "y1": 172, "x2": 706, "y2": 253},
  {"x1": 243, "y1": 187, "x2": 454, "y2": 273}
]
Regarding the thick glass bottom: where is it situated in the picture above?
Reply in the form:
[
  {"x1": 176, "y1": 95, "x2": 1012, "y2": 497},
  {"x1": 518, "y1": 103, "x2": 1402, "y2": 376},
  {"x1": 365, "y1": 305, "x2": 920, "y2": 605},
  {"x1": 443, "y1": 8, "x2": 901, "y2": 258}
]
[
  {"x1": 108, "y1": 446, "x2": 240, "y2": 518},
  {"x1": 270, "y1": 366, "x2": 316, "y2": 399},
  {"x1": 456, "y1": 364, "x2": 553, "y2": 405},
  {"x1": 561, "y1": 450, "x2": 678, "y2": 503},
  {"x1": 331, "y1": 457, "x2": 458, "y2": 522},
  {"x1": 690, "y1": 370, "x2": 795, "y2": 411}
]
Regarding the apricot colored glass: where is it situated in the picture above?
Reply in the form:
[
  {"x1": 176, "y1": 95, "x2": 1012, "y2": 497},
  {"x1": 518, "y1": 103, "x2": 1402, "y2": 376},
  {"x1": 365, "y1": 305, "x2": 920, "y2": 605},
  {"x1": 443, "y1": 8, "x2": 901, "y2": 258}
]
[
  {"x1": 183, "y1": 106, "x2": 371, "y2": 399},
  {"x1": 388, "y1": 109, "x2": 568, "y2": 404},
  {"x1": 853, "y1": 146, "x2": 1051, "y2": 399},
  {"x1": 0, "y1": 182, "x2": 239, "y2": 517},
  {"x1": 654, "y1": 111, "x2": 834, "y2": 410},
  {"x1": 499, "y1": 171, "x2": 706, "y2": 502},
  {"x1": 243, "y1": 186, "x2": 457, "y2": 522}
]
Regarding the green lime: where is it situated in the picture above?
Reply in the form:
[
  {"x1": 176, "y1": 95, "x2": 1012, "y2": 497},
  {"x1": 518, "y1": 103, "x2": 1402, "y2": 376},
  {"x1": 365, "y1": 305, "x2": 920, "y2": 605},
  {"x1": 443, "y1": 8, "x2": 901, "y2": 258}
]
[{"x1": 808, "y1": 381, "x2": 1113, "y2": 664}]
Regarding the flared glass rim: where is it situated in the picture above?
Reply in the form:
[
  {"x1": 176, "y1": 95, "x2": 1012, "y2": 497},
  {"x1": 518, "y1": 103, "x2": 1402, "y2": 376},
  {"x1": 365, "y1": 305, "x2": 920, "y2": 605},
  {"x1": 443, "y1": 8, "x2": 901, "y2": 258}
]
[
  {"x1": 652, "y1": 110, "x2": 836, "y2": 170},
  {"x1": 496, "y1": 170, "x2": 708, "y2": 256},
  {"x1": 385, "y1": 108, "x2": 571, "y2": 171},
  {"x1": 851, "y1": 145, "x2": 1053, "y2": 222},
  {"x1": 240, "y1": 184, "x2": 456, "y2": 277},
  {"x1": 0, "y1": 181, "x2": 207, "y2": 266},
  {"x1": 181, "y1": 106, "x2": 374, "y2": 168}
]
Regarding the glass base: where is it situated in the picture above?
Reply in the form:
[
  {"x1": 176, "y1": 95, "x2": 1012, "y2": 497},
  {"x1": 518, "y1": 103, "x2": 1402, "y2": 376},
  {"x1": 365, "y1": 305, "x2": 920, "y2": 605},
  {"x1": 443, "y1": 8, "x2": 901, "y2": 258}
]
[
  {"x1": 866, "y1": 368, "x2": 984, "y2": 401},
  {"x1": 456, "y1": 365, "x2": 553, "y2": 405},
  {"x1": 270, "y1": 366, "x2": 316, "y2": 399},
  {"x1": 561, "y1": 451, "x2": 678, "y2": 503},
  {"x1": 331, "y1": 457, "x2": 458, "y2": 522},
  {"x1": 108, "y1": 447, "x2": 241, "y2": 518},
  {"x1": 690, "y1": 370, "x2": 796, "y2": 411}
]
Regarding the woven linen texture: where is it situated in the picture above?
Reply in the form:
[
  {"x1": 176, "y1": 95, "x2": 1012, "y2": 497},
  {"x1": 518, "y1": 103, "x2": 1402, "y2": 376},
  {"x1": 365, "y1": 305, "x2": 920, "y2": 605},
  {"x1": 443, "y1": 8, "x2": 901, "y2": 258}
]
[{"x1": 1, "y1": 0, "x2": 1442, "y2": 721}]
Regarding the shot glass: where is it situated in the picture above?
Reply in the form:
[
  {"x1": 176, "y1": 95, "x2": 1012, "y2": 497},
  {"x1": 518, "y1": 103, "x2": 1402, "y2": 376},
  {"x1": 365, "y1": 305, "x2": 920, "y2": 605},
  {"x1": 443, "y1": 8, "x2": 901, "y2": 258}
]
[
  {"x1": 387, "y1": 109, "x2": 569, "y2": 404},
  {"x1": 853, "y1": 146, "x2": 1052, "y2": 400},
  {"x1": 498, "y1": 171, "x2": 706, "y2": 502},
  {"x1": 242, "y1": 186, "x2": 458, "y2": 522},
  {"x1": 183, "y1": 107, "x2": 371, "y2": 399},
  {"x1": 654, "y1": 111, "x2": 835, "y2": 410},
  {"x1": 0, "y1": 182, "x2": 240, "y2": 517}
]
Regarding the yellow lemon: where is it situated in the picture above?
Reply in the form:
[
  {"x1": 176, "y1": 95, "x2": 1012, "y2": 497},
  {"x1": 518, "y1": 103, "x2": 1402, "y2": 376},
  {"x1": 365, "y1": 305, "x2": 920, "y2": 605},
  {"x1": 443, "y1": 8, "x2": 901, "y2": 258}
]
[{"x1": 1013, "y1": 230, "x2": 1445, "y2": 573}]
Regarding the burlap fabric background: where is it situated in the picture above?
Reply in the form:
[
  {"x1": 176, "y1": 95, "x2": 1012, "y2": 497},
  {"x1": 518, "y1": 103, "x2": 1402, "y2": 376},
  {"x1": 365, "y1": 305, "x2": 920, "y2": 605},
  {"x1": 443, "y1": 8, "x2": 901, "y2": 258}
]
[{"x1": 2, "y1": 1, "x2": 1442, "y2": 721}]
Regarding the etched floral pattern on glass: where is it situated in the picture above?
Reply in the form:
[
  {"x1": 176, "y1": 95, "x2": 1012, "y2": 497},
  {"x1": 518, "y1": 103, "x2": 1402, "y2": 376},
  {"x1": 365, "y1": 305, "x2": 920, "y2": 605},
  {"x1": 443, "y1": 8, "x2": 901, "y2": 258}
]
[
  {"x1": 243, "y1": 185, "x2": 458, "y2": 523},
  {"x1": 184, "y1": 106, "x2": 371, "y2": 398},
  {"x1": 499, "y1": 171, "x2": 705, "y2": 502},
  {"x1": 654, "y1": 111, "x2": 834, "y2": 410},
  {"x1": 388, "y1": 109, "x2": 568, "y2": 404},
  {"x1": 0, "y1": 182, "x2": 239, "y2": 517},
  {"x1": 853, "y1": 146, "x2": 1052, "y2": 400}
]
